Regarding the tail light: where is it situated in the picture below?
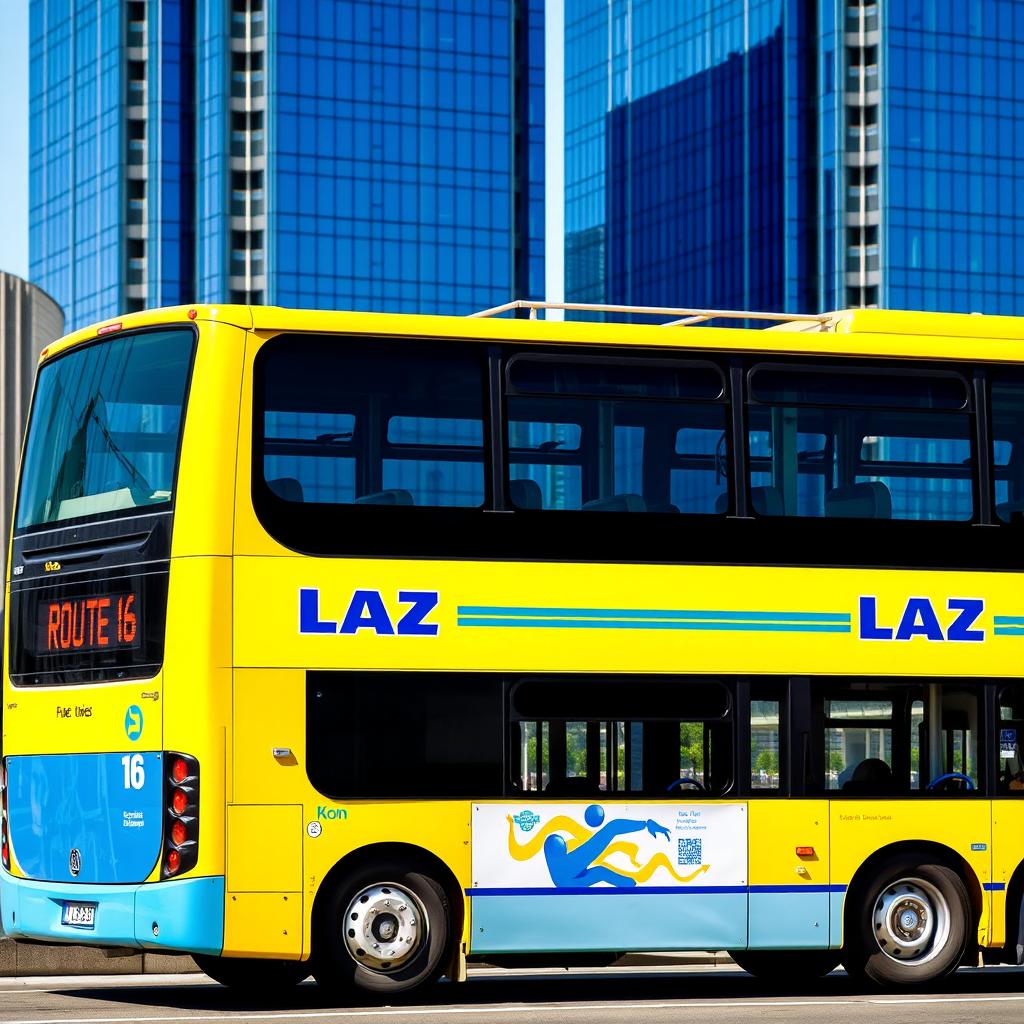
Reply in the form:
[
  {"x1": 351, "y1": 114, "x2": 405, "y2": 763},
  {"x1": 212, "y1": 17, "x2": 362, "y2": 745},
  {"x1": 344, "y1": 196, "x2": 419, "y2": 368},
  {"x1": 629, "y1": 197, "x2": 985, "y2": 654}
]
[
  {"x1": 162, "y1": 751, "x2": 199, "y2": 878},
  {"x1": 1, "y1": 758, "x2": 9, "y2": 871}
]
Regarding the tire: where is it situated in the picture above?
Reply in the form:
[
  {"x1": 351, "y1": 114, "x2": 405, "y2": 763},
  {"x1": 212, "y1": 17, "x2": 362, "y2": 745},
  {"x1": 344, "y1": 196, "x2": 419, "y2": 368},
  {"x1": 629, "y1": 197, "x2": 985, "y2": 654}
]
[
  {"x1": 193, "y1": 953, "x2": 310, "y2": 991},
  {"x1": 729, "y1": 949, "x2": 841, "y2": 981},
  {"x1": 842, "y1": 857, "x2": 970, "y2": 987},
  {"x1": 312, "y1": 861, "x2": 450, "y2": 998}
]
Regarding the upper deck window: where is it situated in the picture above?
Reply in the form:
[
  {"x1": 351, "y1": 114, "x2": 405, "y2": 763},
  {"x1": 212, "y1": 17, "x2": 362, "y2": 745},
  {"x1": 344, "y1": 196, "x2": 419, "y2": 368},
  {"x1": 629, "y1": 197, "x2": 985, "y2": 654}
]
[
  {"x1": 506, "y1": 355, "x2": 728, "y2": 514},
  {"x1": 991, "y1": 376, "x2": 1024, "y2": 523},
  {"x1": 257, "y1": 335, "x2": 487, "y2": 510},
  {"x1": 15, "y1": 328, "x2": 195, "y2": 530},
  {"x1": 746, "y1": 364, "x2": 974, "y2": 521}
]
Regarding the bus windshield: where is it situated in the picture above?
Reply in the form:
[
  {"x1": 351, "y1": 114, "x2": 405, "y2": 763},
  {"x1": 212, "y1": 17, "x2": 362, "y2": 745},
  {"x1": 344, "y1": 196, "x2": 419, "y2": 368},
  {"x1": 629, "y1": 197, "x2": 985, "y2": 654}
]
[{"x1": 15, "y1": 328, "x2": 195, "y2": 530}]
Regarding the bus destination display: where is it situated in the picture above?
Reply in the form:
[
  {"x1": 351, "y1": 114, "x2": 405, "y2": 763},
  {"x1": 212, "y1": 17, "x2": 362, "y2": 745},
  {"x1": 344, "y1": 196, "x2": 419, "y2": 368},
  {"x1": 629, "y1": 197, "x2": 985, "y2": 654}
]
[{"x1": 36, "y1": 592, "x2": 141, "y2": 655}]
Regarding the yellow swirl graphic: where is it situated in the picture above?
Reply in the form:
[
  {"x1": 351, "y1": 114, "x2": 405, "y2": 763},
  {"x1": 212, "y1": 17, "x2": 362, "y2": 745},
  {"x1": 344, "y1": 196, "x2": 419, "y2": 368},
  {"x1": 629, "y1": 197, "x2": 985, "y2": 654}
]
[
  {"x1": 506, "y1": 814, "x2": 591, "y2": 859},
  {"x1": 506, "y1": 815, "x2": 710, "y2": 883}
]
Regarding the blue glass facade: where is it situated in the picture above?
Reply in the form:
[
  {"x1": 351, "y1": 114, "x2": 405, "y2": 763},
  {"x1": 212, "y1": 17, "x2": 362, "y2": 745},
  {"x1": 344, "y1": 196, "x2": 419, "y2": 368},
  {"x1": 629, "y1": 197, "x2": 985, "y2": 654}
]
[
  {"x1": 565, "y1": 1, "x2": 818, "y2": 314},
  {"x1": 31, "y1": 0, "x2": 538, "y2": 330},
  {"x1": 883, "y1": 3, "x2": 1024, "y2": 314},
  {"x1": 266, "y1": 1, "x2": 514, "y2": 313},
  {"x1": 563, "y1": 0, "x2": 1024, "y2": 316},
  {"x1": 30, "y1": 0, "x2": 121, "y2": 329},
  {"x1": 29, "y1": 1, "x2": 1024, "y2": 330}
]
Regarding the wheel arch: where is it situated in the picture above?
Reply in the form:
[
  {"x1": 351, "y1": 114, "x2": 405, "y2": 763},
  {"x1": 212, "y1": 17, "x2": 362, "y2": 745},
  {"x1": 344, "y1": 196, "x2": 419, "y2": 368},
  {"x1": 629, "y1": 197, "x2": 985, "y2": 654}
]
[
  {"x1": 841, "y1": 840, "x2": 982, "y2": 946},
  {"x1": 310, "y1": 841, "x2": 465, "y2": 974}
]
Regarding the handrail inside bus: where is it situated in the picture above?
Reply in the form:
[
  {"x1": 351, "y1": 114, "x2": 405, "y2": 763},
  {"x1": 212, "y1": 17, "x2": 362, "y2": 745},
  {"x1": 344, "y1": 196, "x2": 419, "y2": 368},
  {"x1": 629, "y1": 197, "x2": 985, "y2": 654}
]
[{"x1": 468, "y1": 299, "x2": 832, "y2": 327}]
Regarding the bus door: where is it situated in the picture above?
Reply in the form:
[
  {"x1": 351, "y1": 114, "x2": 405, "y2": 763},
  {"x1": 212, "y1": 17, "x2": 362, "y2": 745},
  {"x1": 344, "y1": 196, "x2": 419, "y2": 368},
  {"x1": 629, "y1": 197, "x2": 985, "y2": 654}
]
[
  {"x1": 747, "y1": 685, "x2": 832, "y2": 950},
  {"x1": 470, "y1": 678, "x2": 749, "y2": 955}
]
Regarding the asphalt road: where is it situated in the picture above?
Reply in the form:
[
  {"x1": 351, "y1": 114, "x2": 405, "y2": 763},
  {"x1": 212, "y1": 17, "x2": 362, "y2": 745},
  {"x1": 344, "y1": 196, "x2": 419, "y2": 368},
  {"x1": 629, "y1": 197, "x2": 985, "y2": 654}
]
[{"x1": 3, "y1": 964, "x2": 1024, "y2": 1024}]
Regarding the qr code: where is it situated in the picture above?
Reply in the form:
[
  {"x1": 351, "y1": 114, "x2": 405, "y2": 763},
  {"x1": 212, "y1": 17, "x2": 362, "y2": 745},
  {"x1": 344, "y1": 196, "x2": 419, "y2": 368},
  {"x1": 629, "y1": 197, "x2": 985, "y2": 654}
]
[{"x1": 677, "y1": 838, "x2": 702, "y2": 866}]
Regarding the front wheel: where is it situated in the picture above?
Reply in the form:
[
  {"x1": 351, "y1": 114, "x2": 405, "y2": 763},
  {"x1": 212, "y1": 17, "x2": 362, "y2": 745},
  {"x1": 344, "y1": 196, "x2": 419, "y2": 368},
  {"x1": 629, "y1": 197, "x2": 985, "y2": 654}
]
[
  {"x1": 843, "y1": 859, "x2": 970, "y2": 987},
  {"x1": 313, "y1": 862, "x2": 450, "y2": 998},
  {"x1": 193, "y1": 953, "x2": 309, "y2": 991},
  {"x1": 729, "y1": 949, "x2": 841, "y2": 981}
]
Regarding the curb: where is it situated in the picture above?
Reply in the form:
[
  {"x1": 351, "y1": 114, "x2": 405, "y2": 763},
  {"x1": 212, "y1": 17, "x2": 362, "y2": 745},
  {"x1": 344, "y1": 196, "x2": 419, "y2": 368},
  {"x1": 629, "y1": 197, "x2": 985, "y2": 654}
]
[
  {"x1": 0, "y1": 937, "x2": 732, "y2": 979},
  {"x1": 0, "y1": 938, "x2": 199, "y2": 978}
]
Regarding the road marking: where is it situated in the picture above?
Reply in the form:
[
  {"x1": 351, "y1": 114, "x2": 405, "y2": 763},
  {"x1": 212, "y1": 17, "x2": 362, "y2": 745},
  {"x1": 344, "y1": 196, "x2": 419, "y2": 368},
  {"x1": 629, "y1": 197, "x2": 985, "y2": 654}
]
[{"x1": 7, "y1": 994, "x2": 1024, "y2": 1024}]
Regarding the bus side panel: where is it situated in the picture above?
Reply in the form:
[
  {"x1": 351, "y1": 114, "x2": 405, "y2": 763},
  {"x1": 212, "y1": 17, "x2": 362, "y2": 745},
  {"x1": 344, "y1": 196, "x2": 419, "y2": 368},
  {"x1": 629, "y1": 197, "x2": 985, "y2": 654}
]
[
  {"x1": 224, "y1": 804, "x2": 303, "y2": 959},
  {"x1": 829, "y1": 800, "x2": 993, "y2": 948},
  {"x1": 991, "y1": 800, "x2": 1024, "y2": 949},
  {"x1": 231, "y1": 668, "x2": 474, "y2": 961},
  {"x1": 747, "y1": 800, "x2": 831, "y2": 949}
]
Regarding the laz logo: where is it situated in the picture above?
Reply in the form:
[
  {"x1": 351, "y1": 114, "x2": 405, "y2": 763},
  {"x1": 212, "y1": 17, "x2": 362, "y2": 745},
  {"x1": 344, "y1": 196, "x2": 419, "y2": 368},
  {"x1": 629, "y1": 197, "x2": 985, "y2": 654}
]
[
  {"x1": 298, "y1": 588, "x2": 440, "y2": 636},
  {"x1": 859, "y1": 596, "x2": 984, "y2": 642}
]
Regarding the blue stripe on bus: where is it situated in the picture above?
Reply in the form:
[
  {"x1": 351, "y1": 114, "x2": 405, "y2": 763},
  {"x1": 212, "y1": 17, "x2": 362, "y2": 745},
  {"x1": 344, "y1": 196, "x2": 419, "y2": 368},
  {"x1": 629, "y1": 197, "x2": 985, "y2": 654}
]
[
  {"x1": 984, "y1": 882, "x2": 1007, "y2": 891},
  {"x1": 467, "y1": 884, "x2": 847, "y2": 896},
  {"x1": 994, "y1": 616, "x2": 1024, "y2": 625},
  {"x1": 457, "y1": 618, "x2": 852, "y2": 633},
  {"x1": 457, "y1": 606, "x2": 851, "y2": 622},
  {"x1": 994, "y1": 627, "x2": 1024, "y2": 636}
]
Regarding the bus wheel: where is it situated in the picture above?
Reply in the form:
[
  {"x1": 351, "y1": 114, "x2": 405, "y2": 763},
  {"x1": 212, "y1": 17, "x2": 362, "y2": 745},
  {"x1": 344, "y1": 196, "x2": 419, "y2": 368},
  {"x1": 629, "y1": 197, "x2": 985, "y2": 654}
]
[
  {"x1": 193, "y1": 954, "x2": 309, "y2": 991},
  {"x1": 729, "y1": 949, "x2": 841, "y2": 981},
  {"x1": 844, "y1": 859, "x2": 970, "y2": 987},
  {"x1": 313, "y1": 863, "x2": 450, "y2": 997}
]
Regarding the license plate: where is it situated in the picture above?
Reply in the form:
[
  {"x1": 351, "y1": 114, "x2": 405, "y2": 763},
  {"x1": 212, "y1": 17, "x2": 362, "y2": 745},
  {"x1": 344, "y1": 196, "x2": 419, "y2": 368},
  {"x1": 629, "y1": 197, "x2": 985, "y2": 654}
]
[{"x1": 61, "y1": 902, "x2": 96, "y2": 928}]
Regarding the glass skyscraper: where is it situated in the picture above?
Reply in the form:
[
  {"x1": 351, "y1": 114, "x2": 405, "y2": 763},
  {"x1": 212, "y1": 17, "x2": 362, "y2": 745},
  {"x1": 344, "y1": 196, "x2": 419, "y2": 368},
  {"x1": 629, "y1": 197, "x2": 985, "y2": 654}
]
[
  {"x1": 29, "y1": 1, "x2": 1024, "y2": 332},
  {"x1": 560, "y1": 0, "x2": 1024, "y2": 316},
  {"x1": 31, "y1": 0, "x2": 539, "y2": 330}
]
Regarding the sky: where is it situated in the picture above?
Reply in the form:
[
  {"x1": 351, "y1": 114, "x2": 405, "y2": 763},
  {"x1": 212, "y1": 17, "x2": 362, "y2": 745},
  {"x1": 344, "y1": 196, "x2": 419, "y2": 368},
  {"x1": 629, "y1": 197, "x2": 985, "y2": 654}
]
[{"x1": 0, "y1": 1, "x2": 28, "y2": 280}]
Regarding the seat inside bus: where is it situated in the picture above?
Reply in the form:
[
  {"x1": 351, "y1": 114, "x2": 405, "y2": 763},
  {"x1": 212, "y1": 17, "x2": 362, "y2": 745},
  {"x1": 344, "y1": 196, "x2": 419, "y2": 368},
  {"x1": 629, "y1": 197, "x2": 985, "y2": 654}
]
[{"x1": 824, "y1": 481, "x2": 892, "y2": 518}]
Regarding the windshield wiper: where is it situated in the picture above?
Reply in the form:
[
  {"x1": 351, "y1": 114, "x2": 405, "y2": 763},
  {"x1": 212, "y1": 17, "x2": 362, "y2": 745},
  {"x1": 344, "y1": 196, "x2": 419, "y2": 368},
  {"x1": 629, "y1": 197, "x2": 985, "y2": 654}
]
[{"x1": 87, "y1": 394, "x2": 156, "y2": 498}]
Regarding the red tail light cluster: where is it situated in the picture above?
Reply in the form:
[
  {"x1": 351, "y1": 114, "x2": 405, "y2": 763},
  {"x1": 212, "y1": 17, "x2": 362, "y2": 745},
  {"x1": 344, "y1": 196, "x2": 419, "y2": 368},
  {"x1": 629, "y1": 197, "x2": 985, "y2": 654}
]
[
  {"x1": 162, "y1": 752, "x2": 199, "y2": 878},
  {"x1": 1, "y1": 758, "x2": 9, "y2": 871}
]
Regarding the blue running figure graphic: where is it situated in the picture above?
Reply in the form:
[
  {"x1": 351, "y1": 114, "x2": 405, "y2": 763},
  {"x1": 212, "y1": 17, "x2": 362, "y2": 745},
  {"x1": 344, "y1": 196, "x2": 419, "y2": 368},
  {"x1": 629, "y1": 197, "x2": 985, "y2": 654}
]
[{"x1": 543, "y1": 804, "x2": 670, "y2": 888}]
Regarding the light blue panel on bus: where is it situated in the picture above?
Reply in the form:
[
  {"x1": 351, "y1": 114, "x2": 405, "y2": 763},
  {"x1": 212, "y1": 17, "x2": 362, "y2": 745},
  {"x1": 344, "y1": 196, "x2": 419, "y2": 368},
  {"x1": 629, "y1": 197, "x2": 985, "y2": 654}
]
[
  {"x1": 830, "y1": 889, "x2": 847, "y2": 949},
  {"x1": 0, "y1": 870, "x2": 224, "y2": 953},
  {"x1": 469, "y1": 890, "x2": 747, "y2": 954},
  {"x1": 7, "y1": 752, "x2": 164, "y2": 884},
  {"x1": 135, "y1": 875, "x2": 225, "y2": 954},
  {"x1": 748, "y1": 889, "x2": 834, "y2": 948}
]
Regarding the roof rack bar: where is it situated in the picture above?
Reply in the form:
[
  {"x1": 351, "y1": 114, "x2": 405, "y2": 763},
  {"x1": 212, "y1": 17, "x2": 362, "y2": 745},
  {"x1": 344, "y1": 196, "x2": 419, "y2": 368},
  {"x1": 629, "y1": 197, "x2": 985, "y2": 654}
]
[{"x1": 468, "y1": 299, "x2": 828, "y2": 325}]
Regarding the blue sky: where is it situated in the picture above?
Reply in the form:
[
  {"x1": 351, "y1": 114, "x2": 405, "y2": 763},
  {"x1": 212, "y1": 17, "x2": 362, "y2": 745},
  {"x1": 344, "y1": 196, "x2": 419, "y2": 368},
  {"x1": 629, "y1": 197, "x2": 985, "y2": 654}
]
[{"x1": 0, "y1": 2, "x2": 28, "y2": 280}]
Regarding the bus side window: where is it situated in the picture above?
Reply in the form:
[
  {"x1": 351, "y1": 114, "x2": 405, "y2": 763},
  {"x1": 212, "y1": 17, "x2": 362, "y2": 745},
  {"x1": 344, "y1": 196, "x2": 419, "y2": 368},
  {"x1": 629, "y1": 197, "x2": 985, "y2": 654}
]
[
  {"x1": 507, "y1": 678, "x2": 734, "y2": 798},
  {"x1": 746, "y1": 364, "x2": 974, "y2": 521},
  {"x1": 258, "y1": 336, "x2": 487, "y2": 509},
  {"x1": 998, "y1": 685, "x2": 1024, "y2": 793},
  {"x1": 750, "y1": 695, "x2": 781, "y2": 791},
  {"x1": 991, "y1": 376, "x2": 1024, "y2": 522},
  {"x1": 505, "y1": 355, "x2": 729, "y2": 514}
]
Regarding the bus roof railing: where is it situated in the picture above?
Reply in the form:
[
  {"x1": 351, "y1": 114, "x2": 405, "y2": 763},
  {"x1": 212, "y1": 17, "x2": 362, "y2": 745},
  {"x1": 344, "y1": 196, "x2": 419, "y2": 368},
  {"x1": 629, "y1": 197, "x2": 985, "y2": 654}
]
[{"x1": 468, "y1": 299, "x2": 832, "y2": 328}]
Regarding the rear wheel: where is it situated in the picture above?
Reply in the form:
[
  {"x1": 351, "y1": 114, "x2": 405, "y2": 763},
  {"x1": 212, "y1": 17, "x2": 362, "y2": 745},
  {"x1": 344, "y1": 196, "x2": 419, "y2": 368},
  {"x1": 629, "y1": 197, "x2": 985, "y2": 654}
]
[
  {"x1": 843, "y1": 858, "x2": 970, "y2": 987},
  {"x1": 193, "y1": 953, "x2": 309, "y2": 991},
  {"x1": 313, "y1": 861, "x2": 450, "y2": 998},
  {"x1": 729, "y1": 949, "x2": 841, "y2": 981}
]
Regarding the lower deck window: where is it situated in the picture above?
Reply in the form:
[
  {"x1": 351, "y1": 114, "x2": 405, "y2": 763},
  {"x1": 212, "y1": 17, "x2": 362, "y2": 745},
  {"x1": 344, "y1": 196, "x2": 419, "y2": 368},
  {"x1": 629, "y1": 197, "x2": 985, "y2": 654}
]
[
  {"x1": 510, "y1": 679, "x2": 734, "y2": 798},
  {"x1": 306, "y1": 673, "x2": 504, "y2": 798}
]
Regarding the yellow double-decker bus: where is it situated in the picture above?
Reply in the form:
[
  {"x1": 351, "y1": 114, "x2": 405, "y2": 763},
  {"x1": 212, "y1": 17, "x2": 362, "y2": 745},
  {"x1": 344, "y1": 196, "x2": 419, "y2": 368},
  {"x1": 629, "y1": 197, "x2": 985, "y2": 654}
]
[{"x1": 2, "y1": 300, "x2": 1024, "y2": 996}]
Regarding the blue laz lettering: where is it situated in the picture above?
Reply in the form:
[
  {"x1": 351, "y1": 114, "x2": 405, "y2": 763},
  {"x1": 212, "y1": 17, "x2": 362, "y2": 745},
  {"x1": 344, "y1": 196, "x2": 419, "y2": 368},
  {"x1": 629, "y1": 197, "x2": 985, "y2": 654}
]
[
  {"x1": 397, "y1": 591, "x2": 440, "y2": 636},
  {"x1": 859, "y1": 595, "x2": 986, "y2": 643},
  {"x1": 339, "y1": 590, "x2": 395, "y2": 635},
  {"x1": 895, "y1": 597, "x2": 944, "y2": 642},
  {"x1": 299, "y1": 588, "x2": 337, "y2": 634},
  {"x1": 858, "y1": 596, "x2": 893, "y2": 640},
  {"x1": 946, "y1": 598, "x2": 985, "y2": 642}
]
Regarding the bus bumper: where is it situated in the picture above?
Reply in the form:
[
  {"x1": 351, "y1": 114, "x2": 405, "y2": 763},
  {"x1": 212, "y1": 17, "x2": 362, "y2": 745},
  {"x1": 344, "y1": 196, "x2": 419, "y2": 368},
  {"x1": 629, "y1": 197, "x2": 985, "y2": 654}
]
[{"x1": 0, "y1": 869, "x2": 224, "y2": 955}]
